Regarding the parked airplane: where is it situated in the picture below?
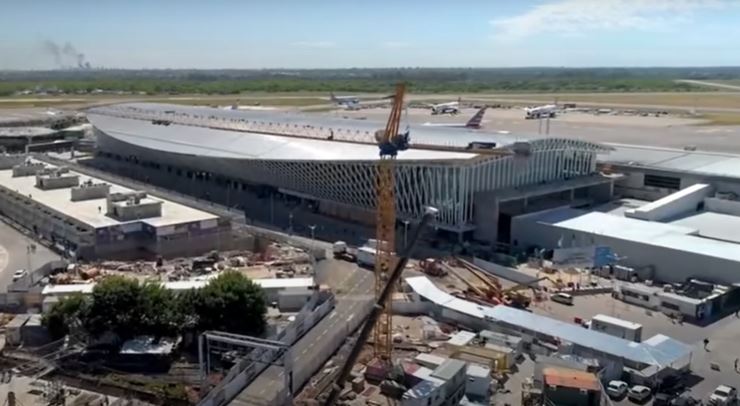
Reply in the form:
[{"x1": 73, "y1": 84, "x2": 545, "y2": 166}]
[
  {"x1": 423, "y1": 106, "x2": 487, "y2": 129},
  {"x1": 525, "y1": 104, "x2": 557, "y2": 119},
  {"x1": 330, "y1": 92, "x2": 361, "y2": 106},
  {"x1": 430, "y1": 101, "x2": 460, "y2": 115}
]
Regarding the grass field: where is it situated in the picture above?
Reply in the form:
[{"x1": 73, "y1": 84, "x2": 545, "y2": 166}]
[
  {"x1": 462, "y1": 92, "x2": 740, "y2": 110},
  {"x1": 2, "y1": 91, "x2": 740, "y2": 111},
  {"x1": 697, "y1": 113, "x2": 740, "y2": 126}
]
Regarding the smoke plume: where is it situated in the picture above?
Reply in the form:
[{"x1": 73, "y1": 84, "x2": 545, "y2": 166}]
[{"x1": 42, "y1": 40, "x2": 92, "y2": 69}]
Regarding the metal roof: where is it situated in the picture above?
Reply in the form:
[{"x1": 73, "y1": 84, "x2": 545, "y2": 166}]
[
  {"x1": 405, "y1": 276, "x2": 692, "y2": 369},
  {"x1": 432, "y1": 359, "x2": 466, "y2": 381},
  {"x1": 601, "y1": 143, "x2": 740, "y2": 180},
  {"x1": 88, "y1": 113, "x2": 477, "y2": 162},
  {"x1": 543, "y1": 367, "x2": 600, "y2": 391},
  {"x1": 527, "y1": 208, "x2": 740, "y2": 263},
  {"x1": 89, "y1": 103, "x2": 609, "y2": 163}
]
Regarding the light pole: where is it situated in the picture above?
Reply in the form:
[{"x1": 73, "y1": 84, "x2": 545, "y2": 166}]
[
  {"x1": 308, "y1": 224, "x2": 316, "y2": 242},
  {"x1": 402, "y1": 220, "x2": 410, "y2": 248}
]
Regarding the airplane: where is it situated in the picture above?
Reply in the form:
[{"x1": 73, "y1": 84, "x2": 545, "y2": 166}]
[
  {"x1": 422, "y1": 106, "x2": 487, "y2": 129},
  {"x1": 525, "y1": 104, "x2": 558, "y2": 119},
  {"x1": 330, "y1": 92, "x2": 361, "y2": 106},
  {"x1": 430, "y1": 101, "x2": 460, "y2": 115}
]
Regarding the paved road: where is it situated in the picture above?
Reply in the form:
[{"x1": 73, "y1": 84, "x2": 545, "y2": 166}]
[
  {"x1": 677, "y1": 80, "x2": 740, "y2": 92},
  {"x1": 0, "y1": 221, "x2": 60, "y2": 291},
  {"x1": 230, "y1": 260, "x2": 374, "y2": 405}
]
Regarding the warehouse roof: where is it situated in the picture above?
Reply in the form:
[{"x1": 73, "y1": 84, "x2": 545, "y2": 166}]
[
  {"x1": 524, "y1": 207, "x2": 740, "y2": 263},
  {"x1": 669, "y1": 211, "x2": 740, "y2": 244},
  {"x1": 601, "y1": 143, "x2": 740, "y2": 180},
  {"x1": 405, "y1": 276, "x2": 692, "y2": 370},
  {"x1": 0, "y1": 159, "x2": 217, "y2": 229},
  {"x1": 88, "y1": 103, "x2": 608, "y2": 163}
]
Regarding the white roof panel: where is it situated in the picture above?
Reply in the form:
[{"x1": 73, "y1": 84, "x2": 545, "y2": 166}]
[
  {"x1": 602, "y1": 143, "x2": 740, "y2": 179},
  {"x1": 405, "y1": 276, "x2": 692, "y2": 368},
  {"x1": 531, "y1": 208, "x2": 740, "y2": 263}
]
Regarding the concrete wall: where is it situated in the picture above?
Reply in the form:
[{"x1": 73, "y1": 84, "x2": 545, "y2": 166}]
[
  {"x1": 704, "y1": 197, "x2": 740, "y2": 216},
  {"x1": 625, "y1": 183, "x2": 712, "y2": 221},
  {"x1": 472, "y1": 257, "x2": 540, "y2": 286},
  {"x1": 511, "y1": 215, "x2": 740, "y2": 284}
]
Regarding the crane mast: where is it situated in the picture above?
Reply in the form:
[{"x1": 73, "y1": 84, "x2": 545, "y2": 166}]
[{"x1": 373, "y1": 83, "x2": 407, "y2": 360}]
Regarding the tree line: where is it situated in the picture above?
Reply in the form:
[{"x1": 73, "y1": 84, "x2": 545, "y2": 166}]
[{"x1": 42, "y1": 271, "x2": 267, "y2": 341}]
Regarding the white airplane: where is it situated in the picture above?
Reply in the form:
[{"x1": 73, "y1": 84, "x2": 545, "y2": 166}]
[
  {"x1": 330, "y1": 92, "x2": 361, "y2": 107},
  {"x1": 423, "y1": 106, "x2": 487, "y2": 129},
  {"x1": 430, "y1": 101, "x2": 460, "y2": 115},
  {"x1": 525, "y1": 104, "x2": 557, "y2": 119}
]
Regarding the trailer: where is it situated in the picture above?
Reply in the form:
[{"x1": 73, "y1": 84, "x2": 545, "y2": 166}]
[{"x1": 589, "y1": 314, "x2": 643, "y2": 342}]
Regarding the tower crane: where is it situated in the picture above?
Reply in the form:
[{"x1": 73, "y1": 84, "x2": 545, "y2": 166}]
[{"x1": 372, "y1": 83, "x2": 409, "y2": 361}]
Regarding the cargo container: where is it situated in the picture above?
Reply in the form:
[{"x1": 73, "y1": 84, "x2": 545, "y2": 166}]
[{"x1": 589, "y1": 314, "x2": 643, "y2": 342}]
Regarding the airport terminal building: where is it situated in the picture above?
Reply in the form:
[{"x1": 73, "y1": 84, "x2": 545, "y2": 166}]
[{"x1": 87, "y1": 103, "x2": 614, "y2": 243}]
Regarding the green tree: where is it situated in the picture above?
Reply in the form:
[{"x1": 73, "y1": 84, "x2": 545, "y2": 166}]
[
  {"x1": 140, "y1": 282, "x2": 181, "y2": 338},
  {"x1": 195, "y1": 271, "x2": 267, "y2": 336},
  {"x1": 85, "y1": 276, "x2": 145, "y2": 339},
  {"x1": 42, "y1": 293, "x2": 89, "y2": 340}
]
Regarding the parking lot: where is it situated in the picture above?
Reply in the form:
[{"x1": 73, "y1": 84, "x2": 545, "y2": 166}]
[{"x1": 528, "y1": 291, "x2": 740, "y2": 405}]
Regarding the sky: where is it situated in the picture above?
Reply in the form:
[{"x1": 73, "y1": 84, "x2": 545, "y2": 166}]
[{"x1": 1, "y1": 0, "x2": 739, "y2": 70}]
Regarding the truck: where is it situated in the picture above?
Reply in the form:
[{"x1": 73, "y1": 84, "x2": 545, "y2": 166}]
[
  {"x1": 356, "y1": 246, "x2": 377, "y2": 268},
  {"x1": 332, "y1": 241, "x2": 357, "y2": 262},
  {"x1": 709, "y1": 385, "x2": 737, "y2": 405},
  {"x1": 589, "y1": 314, "x2": 643, "y2": 342}
]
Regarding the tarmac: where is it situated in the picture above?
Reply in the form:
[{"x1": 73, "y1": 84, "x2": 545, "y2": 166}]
[{"x1": 332, "y1": 107, "x2": 740, "y2": 154}]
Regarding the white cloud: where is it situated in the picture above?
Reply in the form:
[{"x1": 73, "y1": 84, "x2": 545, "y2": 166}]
[
  {"x1": 291, "y1": 41, "x2": 336, "y2": 49},
  {"x1": 491, "y1": 0, "x2": 730, "y2": 41},
  {"x1": 381, "y1": 41, "x2": 411, "y2": 49}
]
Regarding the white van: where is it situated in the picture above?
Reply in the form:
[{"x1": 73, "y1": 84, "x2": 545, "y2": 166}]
[{"x1": 551, "y1": 292, "x2": 574, "y2": 305}]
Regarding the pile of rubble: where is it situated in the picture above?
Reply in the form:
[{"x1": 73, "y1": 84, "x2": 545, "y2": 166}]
[{"x1": 47, "y1": 242, "x2": 314, "y2": 285}]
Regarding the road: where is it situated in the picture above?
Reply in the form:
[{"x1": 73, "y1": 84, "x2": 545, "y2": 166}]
[
  {"x1": 229, "y1": 260, "x2": 374, "y2": 405},
  {"x1": 0, "y1": 220, "x2": 60, "y2": 291},
  {"x1": 676, "y1": 80, "x2": 740, "y2": 91}
]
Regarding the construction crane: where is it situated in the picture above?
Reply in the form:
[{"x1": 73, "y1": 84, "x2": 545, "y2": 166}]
[
  {"x1": 372, "y1": 83, "x2": 409, "y2": 361},
  {"x1": 323, "y1": 207, "x2": 438, "y2": 406}
]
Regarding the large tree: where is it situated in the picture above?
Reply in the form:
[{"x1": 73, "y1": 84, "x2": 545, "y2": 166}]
[
  {"x1": 194, "y1": 271, "x2": 267, "y2": 336},
  {"x1": 85, "y1": 276, "x2": 145, "y2": 338},
  {"x1": 42, "y1": 293, "x2": 89, "y2": 340}
]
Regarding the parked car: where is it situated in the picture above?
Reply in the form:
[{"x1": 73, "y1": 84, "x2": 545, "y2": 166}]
[
  {"x1": 606, "y1": 380, "x2": 628, "y2": 398},
  {"x1": 709, "y1": 385, "x2": 737, "y2": 405},
  {"x1": 12, "y1": 269, "x2": 27, "y2": 282},
  {"x1": 628, "y1": 385, "x2": 652, "y2": 402},
  {"x1": 551, "y1": 292, "x2": 574, "y2": 305}
]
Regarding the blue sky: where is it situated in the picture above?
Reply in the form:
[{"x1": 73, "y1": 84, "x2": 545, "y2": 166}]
[{"x1": 1, "y1": 0, "x2": 739, "y2": 69}]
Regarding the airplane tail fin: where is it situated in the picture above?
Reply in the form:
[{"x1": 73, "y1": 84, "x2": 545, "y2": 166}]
[{"x1": 465, "y1": 106, "x2": 487, "y2": 128}]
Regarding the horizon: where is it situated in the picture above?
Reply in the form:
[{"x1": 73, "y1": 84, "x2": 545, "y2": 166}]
[{"x1": 2, "y1": 0, "x2": 740, "y2": 70}]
